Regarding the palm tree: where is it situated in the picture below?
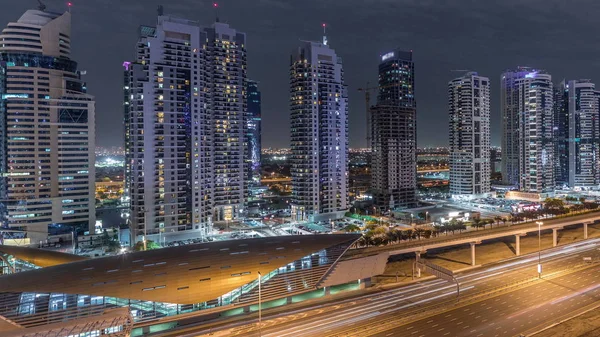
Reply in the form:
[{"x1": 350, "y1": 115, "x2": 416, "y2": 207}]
[
  {"x1": 455, "y1": 220, "x2": 467, "y2": 233},
  {"x1": 343, "y1": 224, "x2": 361, "y2": 233},
  {"x1": 494, "y1": 216, "x2": 502, "y2": 227},
  {"x1": 423, "y1": 229, "x2": 433, "y2": 239},
  {"x1": 414, "y1": 228, "x2": 425, "y2": 240},
  {"x1": 471, "y1": 218, "x2": 483, "y2": 231},
  {"x1": 433, "y1": 224, "x2": 444, "y2": 237},
  {"x1": 385, "y1": 229, "x2": 398, "y2": 244}
]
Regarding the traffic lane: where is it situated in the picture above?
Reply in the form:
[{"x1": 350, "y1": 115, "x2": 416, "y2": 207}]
[
  {"x1": 370, "y1": 265, "x2": 600, "y2": 337},
  {"x1": 195, "y1": 241, "x2": 600, "y2": 337},
  {"x1": 225, "y1": 243, "x2": 600, "y2": 337},
  {"x1": 258, "y1": 253, "x2": 596, "y2": 337}
]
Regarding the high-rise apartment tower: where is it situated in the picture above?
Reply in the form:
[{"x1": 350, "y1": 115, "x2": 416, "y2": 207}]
[
  {"x1": 554, "y1": 80, "x2": 600, "y2": 188},
  {"x1": 448, "y1": 72, "x2": 491, "y2": 197},
  {"x1": 501, "y1": 68, "x2": 554, "y2": 193},
  {"x1": 0, "y1": 9, "x2": 95, "y2": 242},
  {"x1": 289, "y1": 37, "x2": 348, "y2": 221},
  {"x1": 124, "y1": 14, "x2": 247, "y2": 241}
]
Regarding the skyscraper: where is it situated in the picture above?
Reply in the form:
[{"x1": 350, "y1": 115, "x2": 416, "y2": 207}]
[
  {"x1": 246, "y1": 80, "x2": 261, "y2": 185},
  {"x1": 370, "y1": 49, "x2": 417, "y2": 210},
  {"x1": 501, "y1": 68, "x2": 554, "y2": 193},
  {"x1": 553, "y1": 81, "x2": 568, "y2": 187},
  {"x1": 448, "y1": 72, "x2": 491, "y2": 197},
  {"x1": 0, "y1": 9, "x2": 96, "y2": 242},
  {"x1": 289, "y1": 37, "x2": 348, "y2": 222},
  {"x1": 205, "y1": 22, "x2": 247, "y2": 222},
  {"x1": 554, "y1": 80, "x2": 600, "y2": 188},
  {"x1": 124, "y1": 13, "x2": 247, "y2": 242}
]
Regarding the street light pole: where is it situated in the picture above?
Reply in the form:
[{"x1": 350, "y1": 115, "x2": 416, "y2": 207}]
[
  {"x1": 536, "y1": 221, "x2": 543, "y2": 278},
  {"x1": 258, "y1": 271, "x2": 262, "y2": 337}
]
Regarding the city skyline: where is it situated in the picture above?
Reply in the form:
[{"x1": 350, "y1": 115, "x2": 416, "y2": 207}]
[{"x1": 5, "y1": 1, "x2": 600, "y2": 148}]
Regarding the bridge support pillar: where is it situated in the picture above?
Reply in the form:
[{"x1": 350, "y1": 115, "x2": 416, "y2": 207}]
[
  {"x1": 584, "y1": 223, "x2": 589, "y2": 239},
  {"x1": 552, "y1": 228, "x2": 559, "y2": 247},
  {"x1": 515, "y1": 234, "x2": 520, "y2": 256},
  {"x1": 287, "y1": 296, "x2": 293, "y2": 304},
  {"x1": 415, "y1": 251, "x2": 422, "y2": 277},
  {"x1": 470, "y1": 242, "x2": 476, "y2": 266}
]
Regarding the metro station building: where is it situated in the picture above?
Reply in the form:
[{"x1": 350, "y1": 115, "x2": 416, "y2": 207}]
[{"x1": 0, "y1": 234, "x2": 384, "y2": 336}]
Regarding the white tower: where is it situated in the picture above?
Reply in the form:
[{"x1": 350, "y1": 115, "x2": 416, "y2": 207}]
[
  {"x1": 289, "y1": 40, "x2": 348, "y2": 222},
  {"x1": 0, "y1": 9, "x2": 96, "y2": 241},
  {"x1": 448, "y1": 72, "x2": 491, "y2": 197}
]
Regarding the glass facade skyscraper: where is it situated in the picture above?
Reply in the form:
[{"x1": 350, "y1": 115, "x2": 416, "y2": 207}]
[
  {"x1": 246, "y1": 80, "x2": 261, "y2": 185},
  {"x1": 554, "y1": 80, "x2": 600, "y2": 188}
]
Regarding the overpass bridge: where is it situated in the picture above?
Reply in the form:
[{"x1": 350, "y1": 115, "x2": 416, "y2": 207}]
[{"x1": 347, "y1": 211, "x2": 600, "y2": 266}]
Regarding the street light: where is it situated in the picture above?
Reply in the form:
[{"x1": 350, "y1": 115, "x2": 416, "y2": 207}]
[
  {"x1": 536, "y1": 221, "x2": 543, "y2": 278},
  {"x1": 257, "y1": 271, "x2": 262, "y2": 336}
]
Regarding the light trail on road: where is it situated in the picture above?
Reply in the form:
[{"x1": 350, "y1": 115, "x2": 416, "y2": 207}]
[{"x1": 172, "y1": 238, "x2": 600, "y2": 337}]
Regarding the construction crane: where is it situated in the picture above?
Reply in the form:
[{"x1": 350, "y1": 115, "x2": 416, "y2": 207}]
[{"x1": 357, "y1": 82, "x2": 400, "y2": 147}]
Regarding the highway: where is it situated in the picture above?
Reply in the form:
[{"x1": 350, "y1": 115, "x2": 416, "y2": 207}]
[
  {"x1": 165, "y1": 238, "x2": 600, "y2": 337},
  {"x1": 369, "y1": 263, "x2": 600, "y2": 337}
]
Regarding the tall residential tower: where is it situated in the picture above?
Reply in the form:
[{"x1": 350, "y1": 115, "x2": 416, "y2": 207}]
[
  {"x1": 370, "y1": 49, "x2": 417, "y2": 210},
  {"x1": 289, "y1": 38, "x2": 348, "y2": 221},
  {"x1": 124, "y1": 14, "x2": 247, "y2": 242},
  {"x1": 0, "y1": 9, "x2": 95, "y2": 242},
  {"x1": 554, "y1": 80, "x2": 600, "y2": 188},
  {"x1": 501, "y1": 68, "x2": 554, "y2": 193},
  {"x1": 448, "y1": 72, "x2": 491, "y2": 197}
]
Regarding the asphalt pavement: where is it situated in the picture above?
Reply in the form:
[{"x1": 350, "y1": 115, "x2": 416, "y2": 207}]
[{"x1": 182, "y1": 238, "x2": 600, "y2": 337}]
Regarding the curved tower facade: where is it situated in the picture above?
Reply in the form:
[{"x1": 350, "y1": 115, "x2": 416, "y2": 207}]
[{"x1": 0, "y1": 9, "x2": 95, "y2": 241}]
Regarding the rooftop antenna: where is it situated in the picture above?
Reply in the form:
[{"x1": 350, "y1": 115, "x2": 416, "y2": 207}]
[
  {"x1": 37, "y1": 0, "x2": 46, "y2": 11},
  {"x1": 67, "y1": 1, "x2": 72, "y2": 13},
  {"x1": 213, "y1": 3, "x2": 219, "y2": 22},
  {"x1": 322, "y1": 23, "x2": 328, "y2": 46},
  {"x1": 157, "y1": 5, "x2": 164, "y2": 16}
]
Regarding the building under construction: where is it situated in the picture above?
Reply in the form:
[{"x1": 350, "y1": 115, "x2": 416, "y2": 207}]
[{"x1": 370, "y1": 49, "x2": 417, "y2": 210}]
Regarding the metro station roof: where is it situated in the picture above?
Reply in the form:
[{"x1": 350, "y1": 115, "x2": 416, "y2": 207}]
[
  {"x1": 0, "y1": 245, "x2": 88, "y2": 267},
  {"x1": 0, "y1": 234, "x2": 360, "y2": 305}
]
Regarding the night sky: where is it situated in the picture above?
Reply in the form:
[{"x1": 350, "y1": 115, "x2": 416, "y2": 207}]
[{"x1": 3, "y1": 0, "x2": 600, "y2": 148}]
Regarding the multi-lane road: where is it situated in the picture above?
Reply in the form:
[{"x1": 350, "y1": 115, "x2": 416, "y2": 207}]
[
  {"x1": 368, "y1": 263, "x2": 600, "y2": 337},
  {"x1": 161, "y1": 238, "x2": 600, "y2": 337}
]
